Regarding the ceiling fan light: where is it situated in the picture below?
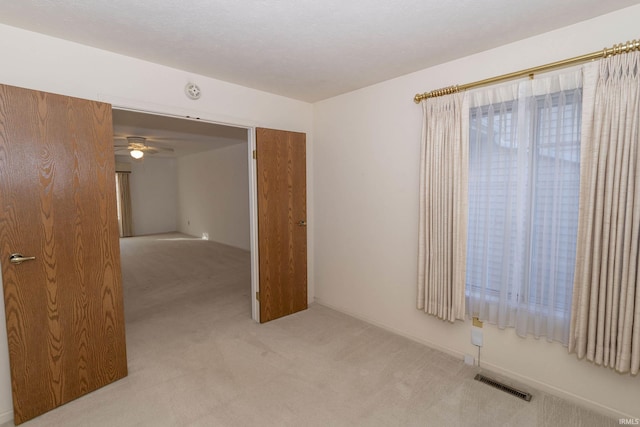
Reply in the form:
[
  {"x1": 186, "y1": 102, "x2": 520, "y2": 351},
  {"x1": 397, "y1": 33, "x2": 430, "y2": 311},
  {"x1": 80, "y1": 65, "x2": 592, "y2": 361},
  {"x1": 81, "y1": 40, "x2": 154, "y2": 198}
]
[{"x1": 130, "y1": 149, "x2": 144, "y2": 159}]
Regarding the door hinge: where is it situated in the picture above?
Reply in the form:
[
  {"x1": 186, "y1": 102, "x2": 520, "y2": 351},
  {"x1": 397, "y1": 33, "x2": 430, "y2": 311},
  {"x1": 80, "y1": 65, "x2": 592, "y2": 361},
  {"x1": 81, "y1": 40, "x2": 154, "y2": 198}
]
[
  {"x1": 256, "y1": 291, "x2": 260, "y2": 301},
  {"x1": 252, "y1": 150, "x2": 257, "y2": 159}
]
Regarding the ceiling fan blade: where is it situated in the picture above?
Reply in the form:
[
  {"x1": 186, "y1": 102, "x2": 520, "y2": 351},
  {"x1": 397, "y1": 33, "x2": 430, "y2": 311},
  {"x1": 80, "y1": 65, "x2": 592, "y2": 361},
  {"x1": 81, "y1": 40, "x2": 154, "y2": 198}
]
[
  {"x1": 113, "y1": 136, "x2": 177, "y2": 155},
  {"x1": 145, "y1": 145, "x2": 174, "y2": 152}
]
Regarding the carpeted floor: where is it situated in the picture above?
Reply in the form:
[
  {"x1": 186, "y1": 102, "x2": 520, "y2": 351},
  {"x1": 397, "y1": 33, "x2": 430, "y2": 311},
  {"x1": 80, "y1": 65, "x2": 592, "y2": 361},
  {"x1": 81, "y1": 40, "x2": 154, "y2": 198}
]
[{"x1": 2, "y1": 233, "x2": 617, "y2": 426}]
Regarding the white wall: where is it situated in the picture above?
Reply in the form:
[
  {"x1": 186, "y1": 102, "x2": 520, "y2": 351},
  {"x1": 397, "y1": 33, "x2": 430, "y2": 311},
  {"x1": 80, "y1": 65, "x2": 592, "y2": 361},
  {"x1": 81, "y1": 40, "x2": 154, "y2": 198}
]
[
  {"x1": 0, "y1": 24, "x2": 314, "y2": 422},
  {"x1": 177, "y1": 143, "x2": 250, "y2": 250},
  {"x1": 116, "y1": 155, "x2": 179, "y2": 236},
  {"x1": 313, "y1": 4, "x2": 640, "y2": 420}
]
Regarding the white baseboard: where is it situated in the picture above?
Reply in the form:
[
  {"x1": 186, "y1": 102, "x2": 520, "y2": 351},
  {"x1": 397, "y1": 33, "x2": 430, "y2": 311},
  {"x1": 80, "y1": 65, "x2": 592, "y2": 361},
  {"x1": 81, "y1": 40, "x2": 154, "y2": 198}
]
[
  {"x1": 313, "y1": 297, "x2": 630, "y2": 421},
  {"x1": 0, "y1": 410, "x2": 13, "y2": 425}
]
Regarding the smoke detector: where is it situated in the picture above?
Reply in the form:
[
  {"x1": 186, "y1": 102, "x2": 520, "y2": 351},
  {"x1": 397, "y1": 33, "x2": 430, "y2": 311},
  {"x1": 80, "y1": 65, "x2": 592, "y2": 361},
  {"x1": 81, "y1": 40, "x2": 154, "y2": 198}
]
[{"x1": 185, "y1": 82, "x2": 201, "y2": 100}]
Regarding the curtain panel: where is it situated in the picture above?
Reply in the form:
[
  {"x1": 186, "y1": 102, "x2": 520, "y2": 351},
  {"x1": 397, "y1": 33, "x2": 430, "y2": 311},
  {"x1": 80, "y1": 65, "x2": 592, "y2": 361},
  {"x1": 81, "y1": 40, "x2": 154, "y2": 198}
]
[
  {"x1": 116, "y1": 172, "x2": 134, "y2": 238},
  {"x1": 466, "y1": 70, "x2": 583, "y2": 345},
  {"x1": 417, "y1": 93, "x2": 468, "y2": 322},
  {"x1": 569, "y1": 51, "x2": 640, "y2": 374}
]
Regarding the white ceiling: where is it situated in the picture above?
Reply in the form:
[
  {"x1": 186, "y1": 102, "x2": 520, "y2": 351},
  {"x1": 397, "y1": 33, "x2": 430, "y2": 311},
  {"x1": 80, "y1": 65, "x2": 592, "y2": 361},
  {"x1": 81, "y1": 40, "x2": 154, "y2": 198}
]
[
  {"x1": 3, "y1": 1, "x2": 637, "y2": 154},
  {"x1": 0, "y1": 0, "x2": 637, "y2": 102},
  {"x1": 112, "y1": 109, "x2": 247, "y2": 158}
]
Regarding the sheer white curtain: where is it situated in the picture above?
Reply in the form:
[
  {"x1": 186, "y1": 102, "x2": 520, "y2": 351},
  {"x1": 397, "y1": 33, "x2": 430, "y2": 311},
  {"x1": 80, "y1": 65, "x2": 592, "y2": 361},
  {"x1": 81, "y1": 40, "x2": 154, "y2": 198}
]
[
  {"x1": 569, "y1": 51, "x2": 640, "y2": 374},
  {"x1": 466, "y1": 70, "x2": 583, "y2": 344},
  {"x1": 417, "y1": 93, "x2": 468, "y2": 322}
]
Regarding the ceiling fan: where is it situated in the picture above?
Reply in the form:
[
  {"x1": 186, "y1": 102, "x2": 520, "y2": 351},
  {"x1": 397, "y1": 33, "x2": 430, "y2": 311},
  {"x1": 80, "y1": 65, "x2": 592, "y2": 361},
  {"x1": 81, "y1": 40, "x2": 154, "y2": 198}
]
[{"x1": 114, "y1": 136, "x2": 174, "y2": 159}]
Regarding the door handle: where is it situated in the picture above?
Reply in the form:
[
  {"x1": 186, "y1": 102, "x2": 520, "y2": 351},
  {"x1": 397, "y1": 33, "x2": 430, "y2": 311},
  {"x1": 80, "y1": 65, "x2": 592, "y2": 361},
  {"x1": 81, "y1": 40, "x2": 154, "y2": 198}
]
[
  {"x1": 9, "y1": 253, "x2": 36, "y2": 265},
  {"x1": 297, "y1": 220, "x2": 307, "y2": 227}
]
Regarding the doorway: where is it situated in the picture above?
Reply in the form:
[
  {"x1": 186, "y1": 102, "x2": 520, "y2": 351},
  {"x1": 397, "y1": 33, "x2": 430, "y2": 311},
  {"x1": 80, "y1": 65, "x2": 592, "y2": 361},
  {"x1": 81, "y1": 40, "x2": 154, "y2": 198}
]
[
  {"x1": 111, "y1": 108, "x2": 259, "y2": 321},
  {"x1": 0, "y1": 86, "x2": 308, "y2": 424}
]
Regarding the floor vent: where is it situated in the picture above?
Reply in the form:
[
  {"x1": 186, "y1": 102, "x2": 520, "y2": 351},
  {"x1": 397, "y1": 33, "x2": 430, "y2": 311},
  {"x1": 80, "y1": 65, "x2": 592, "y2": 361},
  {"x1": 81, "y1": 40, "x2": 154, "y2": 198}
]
[{"x1": 474, "y1": 374, "x2": 532, "y2": 402}]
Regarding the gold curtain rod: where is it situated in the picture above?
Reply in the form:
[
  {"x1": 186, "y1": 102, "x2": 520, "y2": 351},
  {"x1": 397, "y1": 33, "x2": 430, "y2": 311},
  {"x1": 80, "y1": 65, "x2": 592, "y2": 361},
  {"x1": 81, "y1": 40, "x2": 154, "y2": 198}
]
[{"x1": 413, "y1": 38, "x2": 640, "y2": 104}]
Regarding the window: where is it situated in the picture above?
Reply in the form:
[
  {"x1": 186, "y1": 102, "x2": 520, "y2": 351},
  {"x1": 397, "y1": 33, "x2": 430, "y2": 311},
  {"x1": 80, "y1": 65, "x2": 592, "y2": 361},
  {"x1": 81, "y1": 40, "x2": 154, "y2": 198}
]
[{"x1": 465, "y1": 75, "x2": 582, "y2": 344}]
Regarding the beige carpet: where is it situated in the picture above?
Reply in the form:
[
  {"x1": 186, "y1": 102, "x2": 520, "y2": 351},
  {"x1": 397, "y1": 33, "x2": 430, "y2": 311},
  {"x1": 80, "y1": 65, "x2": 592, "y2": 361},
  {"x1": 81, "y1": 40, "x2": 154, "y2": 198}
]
[{"x1": 2, "y1": 233, "x2": 616, "y2": 426}]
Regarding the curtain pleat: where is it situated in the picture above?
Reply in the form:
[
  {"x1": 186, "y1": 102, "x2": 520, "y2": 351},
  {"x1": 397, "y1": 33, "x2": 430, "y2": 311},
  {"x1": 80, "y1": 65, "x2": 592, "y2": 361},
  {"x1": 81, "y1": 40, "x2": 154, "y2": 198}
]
[
  {"x1": 417, "y1": 93, "x2": 468, "y2": 322},
  {"x1": 117, "y1": 172, "x2": 134, "y2": 238},
  {"x1": 569, "y1": 51, "x2": 640, "y2": 374}
]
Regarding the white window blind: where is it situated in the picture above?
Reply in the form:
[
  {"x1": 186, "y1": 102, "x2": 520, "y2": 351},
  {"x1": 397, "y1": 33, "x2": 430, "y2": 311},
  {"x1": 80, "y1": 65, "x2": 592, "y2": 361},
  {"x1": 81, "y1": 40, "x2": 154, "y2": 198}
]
[{"x1": 466, "y1": 71, "x2": 582, "y2": 345}]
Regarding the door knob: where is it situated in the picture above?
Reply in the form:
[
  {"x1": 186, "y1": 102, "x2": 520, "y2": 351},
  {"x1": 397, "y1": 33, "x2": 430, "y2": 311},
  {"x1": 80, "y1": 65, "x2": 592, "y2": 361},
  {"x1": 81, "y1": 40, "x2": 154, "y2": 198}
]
[
  {"x1": 9, "y1": 253, "x2": 36, "y2": 265},
  {"x1": 297, "y1": 220, "x2": 307, "y2": 227}
]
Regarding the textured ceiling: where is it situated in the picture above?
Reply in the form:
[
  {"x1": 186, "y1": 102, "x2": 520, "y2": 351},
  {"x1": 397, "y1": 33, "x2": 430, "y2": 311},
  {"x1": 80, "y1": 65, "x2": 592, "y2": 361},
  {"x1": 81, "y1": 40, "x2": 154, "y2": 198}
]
[{"x1": 0, "y1": 0, "x2": 637, "y2": 102}]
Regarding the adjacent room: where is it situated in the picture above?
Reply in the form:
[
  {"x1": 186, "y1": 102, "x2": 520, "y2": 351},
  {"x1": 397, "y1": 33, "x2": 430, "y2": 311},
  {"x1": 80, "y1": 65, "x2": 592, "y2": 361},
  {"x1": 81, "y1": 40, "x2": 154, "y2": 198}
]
[
  {"x1": 0, "y1": 1, "x2": 639, "y2": 426},
  {"x1": 111, "y1": 109, "x2": 252, "y2": 323}
]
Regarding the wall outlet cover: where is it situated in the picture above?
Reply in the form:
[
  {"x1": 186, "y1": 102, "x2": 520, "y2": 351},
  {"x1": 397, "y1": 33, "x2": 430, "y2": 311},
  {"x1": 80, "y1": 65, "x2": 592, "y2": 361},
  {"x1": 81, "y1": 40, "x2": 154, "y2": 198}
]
[
  {"x1": 471, "y1": 327, "x2": 484, "y2": 347},
  {"x1": 464, "y1": 354, "x2": 475, "y2": 366}
]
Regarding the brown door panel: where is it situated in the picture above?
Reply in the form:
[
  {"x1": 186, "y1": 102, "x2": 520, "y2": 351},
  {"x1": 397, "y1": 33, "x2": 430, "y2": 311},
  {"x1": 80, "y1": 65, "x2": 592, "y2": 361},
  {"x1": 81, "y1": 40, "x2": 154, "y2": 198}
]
[
  {"x1": 256, "y1": 128, "x2": 307, "y2": 323},
  {"x1": 0, "y1": 85, "x2": 127, "y2": 424}
]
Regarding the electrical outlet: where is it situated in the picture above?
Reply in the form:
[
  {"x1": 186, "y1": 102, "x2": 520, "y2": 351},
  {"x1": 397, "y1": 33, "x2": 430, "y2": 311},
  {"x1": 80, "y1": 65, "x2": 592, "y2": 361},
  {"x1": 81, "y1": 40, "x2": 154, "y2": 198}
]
[
  {"x1": 471, "y1": 327, "x2": 484, "y2": 347},
  {"x1": 464, "y1": 354, "x2": 475, "y2": 366}
]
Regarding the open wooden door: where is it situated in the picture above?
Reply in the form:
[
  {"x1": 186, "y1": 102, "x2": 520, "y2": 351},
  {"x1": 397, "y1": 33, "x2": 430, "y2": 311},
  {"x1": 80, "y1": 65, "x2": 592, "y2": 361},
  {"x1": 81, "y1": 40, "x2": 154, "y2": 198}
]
[
  {"x1": 0, "y1": 84, "x2": 127, "y2": 424},
  {"x1": 256, "y1": 128, "x2": 307, "y2": 323}
]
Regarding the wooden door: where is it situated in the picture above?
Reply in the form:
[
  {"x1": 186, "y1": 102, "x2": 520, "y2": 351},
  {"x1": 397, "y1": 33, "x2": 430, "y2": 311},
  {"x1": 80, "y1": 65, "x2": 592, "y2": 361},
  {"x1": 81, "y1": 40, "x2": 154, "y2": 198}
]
[
  {"x1": 256, "y1": 128, "x2": 307, "y2": 323},
  {"x1": 0, "y1": 84, "x2": 127, "y2": 424}
]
